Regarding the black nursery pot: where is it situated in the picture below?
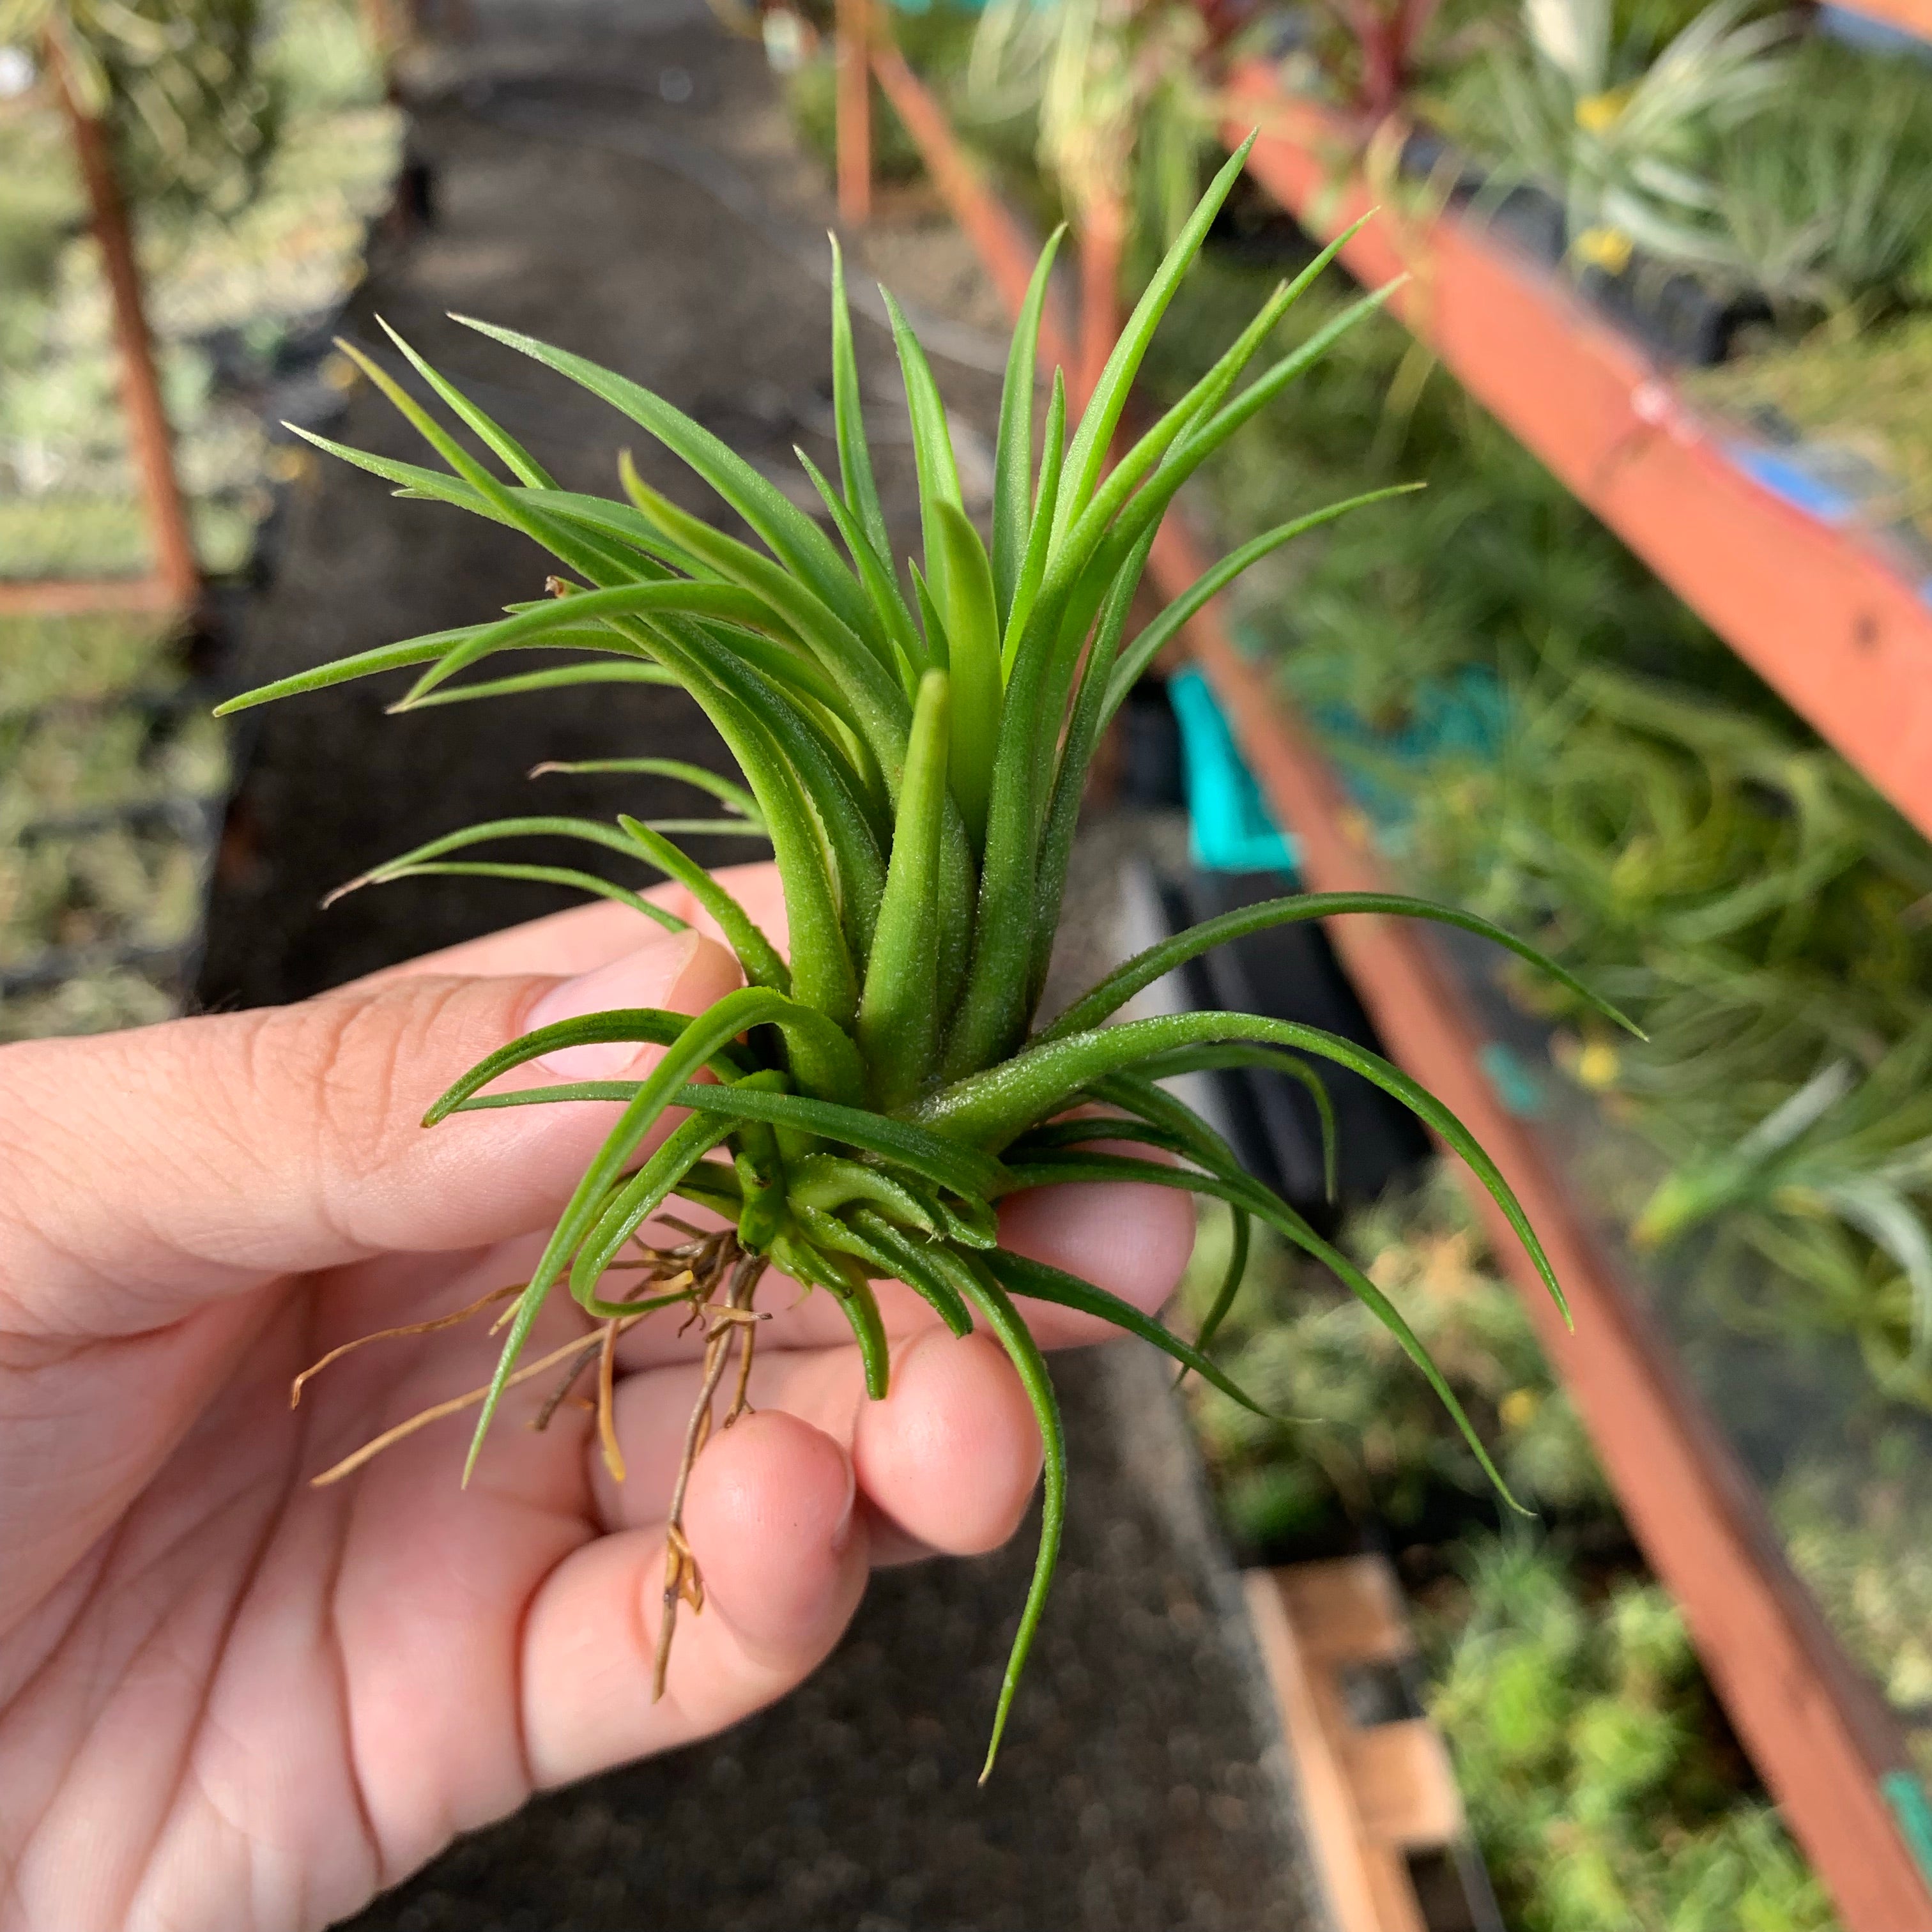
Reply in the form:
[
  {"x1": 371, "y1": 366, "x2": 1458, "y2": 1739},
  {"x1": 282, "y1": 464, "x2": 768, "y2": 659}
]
[{"x1": 1577, "y1": 257, "x2": 1770, "y2": 368}]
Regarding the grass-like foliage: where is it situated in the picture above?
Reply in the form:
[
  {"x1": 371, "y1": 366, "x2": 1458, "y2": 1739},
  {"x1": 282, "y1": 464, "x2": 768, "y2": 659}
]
[{"x1": 220, "y1": 144, "x2": 1629, "y2": 1774}]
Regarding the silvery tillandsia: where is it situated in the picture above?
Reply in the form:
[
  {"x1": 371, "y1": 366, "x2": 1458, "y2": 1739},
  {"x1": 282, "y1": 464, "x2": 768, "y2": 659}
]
[{"x1": 218, "y1": 142, "x2": 1636, "y2": 1775}]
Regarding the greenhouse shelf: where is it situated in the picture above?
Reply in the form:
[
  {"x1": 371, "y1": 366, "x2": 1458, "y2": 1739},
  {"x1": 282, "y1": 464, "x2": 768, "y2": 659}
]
[
  {"x1": 1148, "y1": 514, "x2": 1932, "y2": 1932},
  {"x1": 1220, "y1": 66, "x2": 1932, "y2": 853},
  {"x1": 859, "y1": 45, "x2": 1932, "y2": 1929}
]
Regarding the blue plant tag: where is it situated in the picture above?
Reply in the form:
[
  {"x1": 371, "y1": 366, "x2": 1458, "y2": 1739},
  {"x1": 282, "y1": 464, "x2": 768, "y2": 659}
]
[{"x1": 1169, "y1": 668, "x2": 1301, "y2": 876}]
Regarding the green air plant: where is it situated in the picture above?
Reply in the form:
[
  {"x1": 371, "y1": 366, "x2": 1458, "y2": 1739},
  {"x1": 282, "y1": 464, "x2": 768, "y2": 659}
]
[
  {"x1": 217, "y1": 149, "x2": 1628, "y2": 1772},
  {"x1": 1427, "y1": 1532, "x2": 1838, "y2": 1932},
  {"x1": 1636, "y1": 1032, "x2": 1932, "y2": 1402},
  {"x1": 1708, "y1": 42, "x2": 1932, "y2": 332},
  {"x1": 966, "y1": 0, "x2": 1213, "y2": 263}
]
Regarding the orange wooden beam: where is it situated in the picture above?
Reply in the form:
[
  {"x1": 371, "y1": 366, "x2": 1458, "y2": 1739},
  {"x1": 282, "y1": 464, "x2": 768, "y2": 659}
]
[
  {"x1": 0, "y1": 576, "x2": 180, "y2": 618},
  {"x1": 1823, "y1": 0, "x2": 1932, "y2": 41},
  {"x1": 47, "y1": 33, "x2": 201, "y2": 615},
  {"x1": 835, "y1": 0, "x2": 873, "y2": 227},
  {"x1": 1224, "y1": 66, "x2": 1932, "y2": 850}
]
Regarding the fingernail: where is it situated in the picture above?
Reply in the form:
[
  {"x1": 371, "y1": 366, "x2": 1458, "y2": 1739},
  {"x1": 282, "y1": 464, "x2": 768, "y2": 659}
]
[
  {"x1": 829, "y1": 1452, "x2": 859, "y2": 1555},
  {"x1": 530, "y1": 929, "x2": 705, "y2": 1079}
]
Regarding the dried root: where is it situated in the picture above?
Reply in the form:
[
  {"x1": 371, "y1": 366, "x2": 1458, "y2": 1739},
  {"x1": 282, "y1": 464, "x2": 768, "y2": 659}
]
[
  {"x1": 291, "y1": 1222, "x2": 770, "y2": 1695},
  {"x1": 654, "y1": 1248, "x2": 769, "y2": 1700}
]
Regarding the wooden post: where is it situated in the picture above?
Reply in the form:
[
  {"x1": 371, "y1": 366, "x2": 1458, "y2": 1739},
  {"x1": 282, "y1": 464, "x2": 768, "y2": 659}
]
[
  {"x1": 870, "y1": 42, "x2": 1075, "y2": 368},
  {"x1": 46, "y1": 33, "x2": 199, "y2": 613},
  {"x1": 836, "y1": 0, "x2": 872, "y2": 227},
  {"x1": 1075, "y1": 190, "x2": 1126, "y2": 412}
]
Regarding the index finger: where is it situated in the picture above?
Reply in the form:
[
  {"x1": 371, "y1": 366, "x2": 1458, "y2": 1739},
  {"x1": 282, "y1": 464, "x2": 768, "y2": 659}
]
[{"x1": 367, "y1": 860, "x2": 790, "y2": 985}]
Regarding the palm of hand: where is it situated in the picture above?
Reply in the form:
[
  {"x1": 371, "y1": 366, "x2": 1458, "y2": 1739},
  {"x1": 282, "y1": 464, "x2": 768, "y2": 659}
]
[{"x1": 0, "y1": 885, "x2": 1189, "y2": 1932}]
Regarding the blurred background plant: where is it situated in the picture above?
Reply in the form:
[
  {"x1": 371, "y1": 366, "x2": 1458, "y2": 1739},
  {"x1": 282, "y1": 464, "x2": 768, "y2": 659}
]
[
  {"x1": 1142, "y1": 250, "x2": 1932, "y2": 1413},
  {"x1": 1181, "y1": 1172, "x2": 1607, "y2": 1549},
  {"x1": 965, "y1": 0, "x2": 1213, "y2": 264},
  {"x1": 1707, "y1": 40, "x2": 1932, "y2": 333},
  {"x1": 1177, "y1": 1172, "x2": 1839, "y2": 1926},
  {"x1": 1425, "y1": 1533, "x2": 1837, "y2": 1930},
  {"x1": 1475, "y1": 0, "x2": 1793, "y2": 274},
  {"x1": 1, "y1": 0, "x2": 392, "y2": 1032},
  {"x1": 0, "y1": 0, "x2": 395, "y2": 577},
  {"x1": 0, "y1": 0, "x2": 280, "y2": 213}
]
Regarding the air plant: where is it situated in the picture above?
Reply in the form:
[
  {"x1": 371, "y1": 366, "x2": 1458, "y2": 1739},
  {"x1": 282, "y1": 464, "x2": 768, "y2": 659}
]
[
  {"x1": 1485, "y1": 0, "x2": 1791, "y2": 275},
  {"x1": 1428, "y1": 1531, "x2": 1836, "y2": 1931},
  {"x1": 1637, "y1": 1033, "x2": 1932, "y2": 1400},
  {"x1": 1710, "y1": 47, "x2": 1932, "y2": 331},
  {"x1": 967, "y1": 0, "x2": 1213, "y2": 268},
  {"x1": 1149, "y1": 249, "x2": 1932, "y2": 1414},
  {"x1": 217, "y1": 148, "x2": 1623, "y2": 1772}
]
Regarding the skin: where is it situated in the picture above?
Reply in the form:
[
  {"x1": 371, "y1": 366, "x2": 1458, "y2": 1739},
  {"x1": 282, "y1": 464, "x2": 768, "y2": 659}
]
[{"x1": 0, "y1": 862, "x2": 1194, "y2": 1932}]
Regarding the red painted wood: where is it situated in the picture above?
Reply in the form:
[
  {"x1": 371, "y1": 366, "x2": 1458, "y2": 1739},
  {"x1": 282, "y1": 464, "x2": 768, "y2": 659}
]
[
  {"x1": 0, "y1": 576, "x2": 177, "y2": 617},
  {"x1": 1827, "y1": 0, "x2": 1932, "y2": 42},
  {"x1": 836, "y1": 0, "x2": 873, "y2": 227},
  {"x1": 1225, "y1": 68, "x2": 1932, "y2": 850}
]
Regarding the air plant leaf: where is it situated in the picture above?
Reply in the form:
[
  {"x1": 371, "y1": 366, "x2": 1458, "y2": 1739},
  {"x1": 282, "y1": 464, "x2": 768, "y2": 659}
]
[
  {"x1": 859, "y1": 670, "x2": 952, "y2": 1107},
  {"x1": 931, "y1": 505, "x2": 1004, "y2": 847},
  {"x1": 231, "y1": 174, "x2": 1610, "y2": 1772}
]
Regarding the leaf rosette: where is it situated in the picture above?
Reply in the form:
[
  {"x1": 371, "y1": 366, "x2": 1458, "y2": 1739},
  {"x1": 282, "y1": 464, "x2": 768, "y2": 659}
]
[{"x1": 222, "y1": 145, "x2": 1632, "y2": 1773}]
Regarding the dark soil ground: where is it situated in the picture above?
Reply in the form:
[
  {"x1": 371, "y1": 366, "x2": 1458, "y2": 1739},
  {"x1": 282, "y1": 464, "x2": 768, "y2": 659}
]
[{"x1": 196, "y1": 2, "x2": 1319, "y2": 1922}]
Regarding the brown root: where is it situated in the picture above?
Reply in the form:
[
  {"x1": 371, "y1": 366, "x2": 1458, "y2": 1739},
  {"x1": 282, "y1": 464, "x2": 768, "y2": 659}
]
[
  {"x1": 530, "y1": 1336, "x2": 604, "y2": 1433},
  {"x1": 307, "y1": 1323, "x2": 639, "y2": 1487},
  {"x1": 653, "y1": 1248, "x2": 769, "y2": 1702},
  {"x1": 595, "y1": 1316, "x2": 626, "y2": 1482},
  {"x1": 290, "y1": 1279, "x2": 526, "y2": 1408},
  {"x1": 298, "y1": 1218, "x2": 772, "y2": 1705}
]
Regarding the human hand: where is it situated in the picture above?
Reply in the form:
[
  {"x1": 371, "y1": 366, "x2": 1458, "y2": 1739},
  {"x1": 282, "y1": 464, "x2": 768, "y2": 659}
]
[{"x1": 0, "y1": 862, "x2": 1193, "y2": 1932}]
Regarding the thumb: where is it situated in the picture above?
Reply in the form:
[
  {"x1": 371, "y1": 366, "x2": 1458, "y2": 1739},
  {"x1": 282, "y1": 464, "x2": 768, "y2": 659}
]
[{"x1": 0, "y1": 924, "x2": 741, "y2": 1337}]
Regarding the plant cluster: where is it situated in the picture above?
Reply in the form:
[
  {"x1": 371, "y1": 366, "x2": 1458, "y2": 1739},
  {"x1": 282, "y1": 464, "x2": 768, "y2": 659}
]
[
  {"x1": 1427, "y1": 1533, "x2": 1838, "y2": 1930},
  {"x1": 0, "y1": 613, "x2": 221, "y2": 1045},
  {"x1": 1473, "y1": 0, "x2": 1793, "y2": 275},
  {"x1": 218, "y1": 152, "x2": 1631, "y2": 1767},
  {"x1": 1427, "y1": 0, "x2": 1932, "y2": 329},
  {"x1": 1179, "y1": 1174, "x2": 1606, "y2": 1546},
  {"x1": 1179, "y1": 1170, "x2": 1836, "y2": 1926},
  {"x1": 1774, "y1": 1436, "x2": 1932, "y2": 1757}
]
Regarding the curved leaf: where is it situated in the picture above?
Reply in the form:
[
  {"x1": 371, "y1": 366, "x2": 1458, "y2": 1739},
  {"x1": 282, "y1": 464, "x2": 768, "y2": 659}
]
[
  {"x1": 997, "y1": 1151, "x2": 1524, "y2": 1511},
  {"x1": 672, "y1": 1084, "x2": 1005, "y2": 1200},
  {"x1": 1040, "y1": 892, "x2": 1640, "y2": 1045},
  {"x1": 617, "y1": 814, "x2": 790, "y2": 994},
  {"x1": 982, "y1": 1245, "x2": 1271, "y2": 1416},
  {"x1": 954, "y1": 1259, "x2": 1064, "y2": 1781},
  {"x1": 916, "y1": 1009, "x2": 1568, "y2": 1327}
]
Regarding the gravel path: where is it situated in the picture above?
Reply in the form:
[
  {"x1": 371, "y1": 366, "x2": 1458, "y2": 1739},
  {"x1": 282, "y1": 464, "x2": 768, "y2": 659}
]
[{"x1": 192, "y1": 4, "x2": 1322, "y2": 1922}]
